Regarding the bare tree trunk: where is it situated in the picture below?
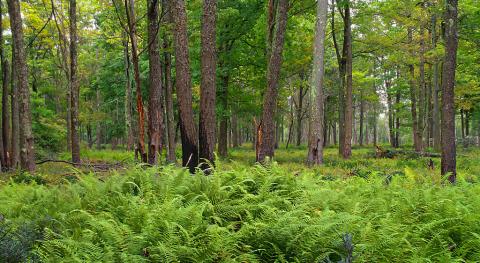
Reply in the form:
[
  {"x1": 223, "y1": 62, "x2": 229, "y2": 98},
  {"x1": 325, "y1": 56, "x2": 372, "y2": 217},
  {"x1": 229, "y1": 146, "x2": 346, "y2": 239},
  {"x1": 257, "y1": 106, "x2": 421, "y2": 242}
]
[
  {"x1": 218, "y1": 74, "x2": 228, "y2": 157},
  {"x1": 232, "y1": 113, "x2": 239, "y2": 147},
  {"x1": 395, "y1": 87, "x2": 401, "y2": 148},
  {"x1": 359, "y1": 93, "x2": 365, "y2": 146},
  {"x1": 441, "y1": 0, "x2": 458, "y2": 182},
  {"x1": 342, "y1": 1, "x2": 353, "y2": 159},
  {"x1": 7, "y1": 0, "x2": 35, "y2": 172},
  {"x1": 125, "y1": 0, "x2": 147, "y2": 162},
  {"x1": 0, "y1": 1, "x2": 11, "y2": 168},
  {"x1": 418, "y1": 24, "x2": 426, "y2": 149},
  {"x1": 408, "y1": 27, "x2": 422, "y2": 152},
  {"x1": 307, "y1": 0, "x2": 327, "y2": 166},
  {"x1": 199, "y1": 0, "x2": 217, "y2": 170},
  {"x1": 10, "y1": 49, "x2": 19, "y2": 168},
  {"x1": 69, "y1": 0, "x2": 80, "y2": 164},
  {"x1": 147, "y1": 0, "x2": 164, "y2": 165},
  {"x1": 172, "y1": 0, "x2": 199, "y2": 172},
  {"x1": 96, "y1": 88, "x2": 102, "y2": 150},
  {"x1": 162, "y1": 0, "x2": 176, "y2": 163},
  {"x1": 296, "y1": 81, "x2": 305, "y2": 146},
  {"x1": 432, "y1": 14, "x2": 441, "y2": 151},
  {"x1": 257, "y1": 0, "x2": 288, "y2": 163},
  {"x1": 122, "y1": 35, "x2": 134, "y2": 151}
]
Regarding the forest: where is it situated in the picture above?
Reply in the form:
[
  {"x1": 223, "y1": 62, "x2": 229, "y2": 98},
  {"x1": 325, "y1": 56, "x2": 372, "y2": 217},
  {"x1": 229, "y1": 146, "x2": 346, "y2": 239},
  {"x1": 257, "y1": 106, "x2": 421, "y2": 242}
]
[{"x1": 1, "y1": 0, "x2": 480, "y2": 261}]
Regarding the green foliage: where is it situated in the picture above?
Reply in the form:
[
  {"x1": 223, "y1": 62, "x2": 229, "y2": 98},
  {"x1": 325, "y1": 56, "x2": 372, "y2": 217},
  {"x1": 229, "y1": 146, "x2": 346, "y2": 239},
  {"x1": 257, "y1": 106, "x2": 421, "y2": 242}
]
[{"x1": 1, "y1": 148, "x2": 480, "y2": 262}]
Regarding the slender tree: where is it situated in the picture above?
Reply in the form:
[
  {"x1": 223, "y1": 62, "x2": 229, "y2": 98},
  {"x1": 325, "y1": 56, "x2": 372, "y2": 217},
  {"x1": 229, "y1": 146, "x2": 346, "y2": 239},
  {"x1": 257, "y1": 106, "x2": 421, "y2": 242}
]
[
  {"x1": 172, "y1": 0, "x2": 199, "y2": 172},
  {"x1": 0, "y1": 0, "x2": 11, "y2": 168},
  {"x1": 257, "y1": 0, "x2": 289, "y2": 163},
  {"x1": 7, "y1": 0, "x2": 35, "y2": 172},
  {"x1": 69, "y1": 0, "x2": 80, "y2": 164},
  {"x1": 199, "y1": 0, "x2": 217, "y2": 170},
  {"x1": 441, "y1": 0, "x2": 458, "y2": 182},
  {"x1": 125, "y1": 0, "x2": 147, "y2": 162},
  {"x1": 307, "y1": 0, "x2": 328, "y2": 166},
  {"x1": 147, "y1": 0, "x2": 164, "y2": 165}
]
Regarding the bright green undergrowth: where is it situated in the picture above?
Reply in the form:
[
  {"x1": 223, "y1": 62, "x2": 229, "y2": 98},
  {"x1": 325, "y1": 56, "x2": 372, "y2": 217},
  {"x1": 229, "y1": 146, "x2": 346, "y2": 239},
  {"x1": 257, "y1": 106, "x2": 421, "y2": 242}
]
[{"x1": 1, "y1": 146, "x2": 480, "y2": 262}]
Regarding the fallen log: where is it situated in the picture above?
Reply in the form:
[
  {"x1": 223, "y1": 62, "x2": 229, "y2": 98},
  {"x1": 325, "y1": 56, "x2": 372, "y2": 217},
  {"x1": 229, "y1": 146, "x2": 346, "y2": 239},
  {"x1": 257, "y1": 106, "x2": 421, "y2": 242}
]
[{"x1": 374, "y1": 146, "x2": 441, "y2": 159}]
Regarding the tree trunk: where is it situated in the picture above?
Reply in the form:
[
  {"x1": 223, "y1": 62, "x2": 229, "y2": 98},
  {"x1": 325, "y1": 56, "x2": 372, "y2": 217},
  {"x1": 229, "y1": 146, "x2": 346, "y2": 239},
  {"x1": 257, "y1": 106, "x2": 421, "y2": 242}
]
[
  {"x1": 307, "y1": 0, "x2": 327, "y2": 166},
  {"x1": 122, "y1": 35, "x2": 135, "y2": 151},
  {"x1": 296, "y1": 83, "x2": 304, "y2": 146},
  {"x1": 162, "y1": 0, "x2": 176, "y2": 163},
  {"x1": 7, "y1": 0, "x2": 35, "y2": 172},
  {"x1": 96, "y1": 88, "x2": 102, "y2": 150},
  {"x1": 431, "y1": 14, "x2": 441, "y2": 151},
  {"x1": 125, "y1": 0, "x2": 147, "y2": 162},
  {"x1": 408, "y1": 27, "x2": 422, "y2": 152},
  {"x1": 441, "y1": 0, "x2": 458, "y2": 182},
  {"x1": 69, "y1": 0, "x2": 80, "y2": 164},
  {"x1": 359, "y1": 93, "x2": 365, "y2": 146},
  {"x1": 257, "y1": 0, "x2": 288, "y2": 163},
  {"x1": 218, "y1": 74, "x2": 229, "y2": 157},
  {"x1": 10, "y1": 49, "x2": 19, "y2": 168},
  {"x1": 172, "y1": 0, "x2": 199, "y2": 172},
  {"x1": 147, "y1": 0, "x2": 164, "y2": 165},
  {"x1": 342, "y1": 1, "x2": 353, "y2": 159},
  {"x1": 418, "y1": 24, "x2": 426, "y2": 149},
  {"x1": 395, "y1": 87, "x2": 401, "y2": 148},
  {"x1": 199, "y1": 0, "x2": 217, "y2": 170},
  {"x1": 0, "y1": 1, "x2": 11, "y2": 168},
  {"x1": 232, "y1": 113, "x2": 239, "y2": 147}
]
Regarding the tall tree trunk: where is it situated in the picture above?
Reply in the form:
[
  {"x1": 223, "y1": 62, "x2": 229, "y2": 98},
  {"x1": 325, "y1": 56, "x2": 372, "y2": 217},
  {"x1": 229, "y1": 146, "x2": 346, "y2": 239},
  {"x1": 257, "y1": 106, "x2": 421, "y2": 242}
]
[
  {"x1": 7, "y1": 0, "x2": 35, "y2": 172},
  {"x1": 395, "y1": 87, "x2": 401, "y2": 148},
  {"x1": 257, "y1": 0, "x2": 288, "y2": 163},
  {"x1": 418, "y1": 24, "x2": 426, "y2": 149},
  {"x1": 342, "y1": 0, "x2": 353, "y2": 159},
  {"x1": 307, "y1": 0, "x2": 327, "y2": 166},
  {"x1": 162, "y1": 0, "x2": 176, "y2": 163},
  {"x1": 69, "y1": 0, "x2": 80, "y2": 164},
  {"x1": 232, "y1": 113, "x2": 239, "y2": 147},
  {"x1": 296, "y1": 83, "x2": 304, "y2": 146},
  {"x1": 199, "y1": 0, "x2": 217, "y2": 170},
  {"x1": 172, "y1": 0, "x2": 199, "y2": 172},
  {"x1": 122, "y1": 35, "x2": 134, "y2": 151},
  {"x1": 431, "y1": 14, "x2": 441, "y2": 151},
  {"x1": 10, "y1": 49, "x2": 19, "y2": 168},
  {"x1": 408, "y1": 27, "x2": 422, "y2": 152},
  {"x1": 0, "y1": 0, "x2": 11, "y2": 168},
  {"x1": 147, "y1": 0, "x2": 164, "y2": 165},
  {"x1": 441, "y1": 0, "x2": 458, "y2": 182},
  {"x1": 125, "y1": 0, "x2": 147, "y2": 162},
  {"x1": 96, "y1": 88, "x2": 102, "y2": 150}
]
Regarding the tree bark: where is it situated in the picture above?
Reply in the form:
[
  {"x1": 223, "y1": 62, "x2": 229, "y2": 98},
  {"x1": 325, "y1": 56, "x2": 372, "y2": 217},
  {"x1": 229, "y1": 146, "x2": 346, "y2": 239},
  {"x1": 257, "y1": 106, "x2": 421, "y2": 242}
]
[
  {"x1": 408, "y1": 27, "x2": 422, "y2": 152},
  {"x1": 172, "y1": 0, "x2": 199, "y2": 172},
  {"x1": 257, "y1": 0, "x2": 288, "y2": 163},
  {"x1": 10, "y1": 48, "x2": 19, "y2": 168},
  {"x1": 441, "y1": 0, "x2": 458, "y2": 182},
  {"x1": 307, "y1": 0, "x2": 327, "y2": 166},
  {"x1": 147, "y1": 0, "x2": 164, "y2": 165},
  {"x1": 431, "y1": 14, "x2": 441, "y2": 151},
  {"x1": 7, "y1": 0, "x2": 35, "y2": 172},
  {"x1": 199, "y1": 0, "x2": 217, "y2": 170},
  {"x1": 342, "y1": 0, "x2": 353, "y2": 159},
  {"x1": 0, "y1": 1, "x2": 11, "y2": 168},
  {"x1": 162, "y1": 0, "x2": 176, "y2": 163},
  {"x1": 122, "y1": 35, "x2": 135, "y2": 151},
  {"x1": 125, "y1": 0, "x2": 147, "y2": 162},
  {"x1": 69, "y1": 0, "x2": 80, "y2": 164},
  {"x1": 218, "y1": 74, "x2": 229, "y2": 157},
  {"x1": 359, "y1": 93, "x2": 365, "y2": 146},
  {"x1": 418, "y1": 24, "x2": 426, "y2": 149}
]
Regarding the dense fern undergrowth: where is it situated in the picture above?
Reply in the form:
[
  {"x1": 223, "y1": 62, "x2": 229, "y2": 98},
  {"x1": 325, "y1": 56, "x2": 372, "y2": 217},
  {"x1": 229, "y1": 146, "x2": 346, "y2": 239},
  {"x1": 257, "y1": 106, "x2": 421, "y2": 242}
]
[{"x1": 1, "y1": 146, "x2": 480, "y2": 262}]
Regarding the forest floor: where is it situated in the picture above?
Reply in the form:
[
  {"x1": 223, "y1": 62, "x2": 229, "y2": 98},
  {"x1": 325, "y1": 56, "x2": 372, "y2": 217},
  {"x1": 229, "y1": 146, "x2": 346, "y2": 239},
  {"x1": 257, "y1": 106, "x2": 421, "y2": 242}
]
[{"x1": 1, "y1": 145, "x2": 480, "y2": 262}]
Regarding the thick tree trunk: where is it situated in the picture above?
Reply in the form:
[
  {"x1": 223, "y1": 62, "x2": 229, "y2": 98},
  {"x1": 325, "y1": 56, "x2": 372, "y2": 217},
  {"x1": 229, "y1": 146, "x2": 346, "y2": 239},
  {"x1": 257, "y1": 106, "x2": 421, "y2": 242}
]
[
  {"x1": 125, "y1": 0, "x2": 147, "y2": 162},
  {"x1": 0, "y1": 1, "x2": 11, "y2": 168},
  {"x1": 307, "y1": 0, "x2": 327, "y2": 166},
  {"x1": 257, "y1": 0, "x2": 288, "y2": 163},
  {"x1": 162, "y1": 0, "x2": 176, "y2": 163},
  {"x1": 147, "y1": 0, "x2": 164, "y2": 165},
  {"x1": 441, "y1": 0, "x2": 458, "y2": 182},
  {"x1": 69, "y1": 0, "x2": 80, "y2": 164},
  {"x1": 199, "y1": 0, "x2": 217, "y2": 170},
  {"x1": 7, "y1": 0, "x2": 35, "y2": 172},
  {"x1": 172, "y1": 0, "x2": 199, "y2": 172}
]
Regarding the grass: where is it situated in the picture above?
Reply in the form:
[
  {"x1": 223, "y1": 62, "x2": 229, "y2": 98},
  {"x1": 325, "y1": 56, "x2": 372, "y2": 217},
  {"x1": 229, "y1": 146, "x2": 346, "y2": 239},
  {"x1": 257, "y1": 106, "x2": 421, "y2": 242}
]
[{"x1": 1, "y1": 145, "x2": 480, "y2": 262}]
